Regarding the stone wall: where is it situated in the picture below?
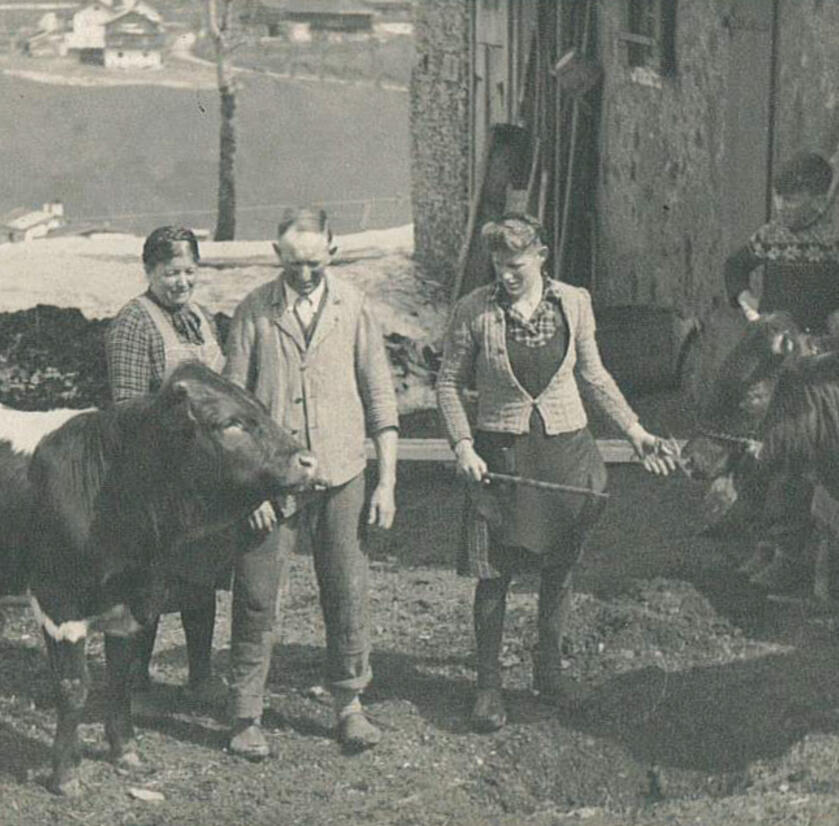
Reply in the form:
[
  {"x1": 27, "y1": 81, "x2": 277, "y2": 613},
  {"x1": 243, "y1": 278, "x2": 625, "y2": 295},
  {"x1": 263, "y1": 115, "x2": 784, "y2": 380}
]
[
  {"x1": 596, "y1": 0, "x2": 728, "y2": 316},
  {"x1": 409, "y1": 0, "x2": 471, "y2": 285}
]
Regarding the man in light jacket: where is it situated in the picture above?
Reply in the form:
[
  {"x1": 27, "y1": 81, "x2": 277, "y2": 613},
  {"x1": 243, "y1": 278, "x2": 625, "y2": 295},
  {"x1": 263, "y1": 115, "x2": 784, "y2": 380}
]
[{"x1": 223, "y1": 208, "x2": 398, "y2": 758}]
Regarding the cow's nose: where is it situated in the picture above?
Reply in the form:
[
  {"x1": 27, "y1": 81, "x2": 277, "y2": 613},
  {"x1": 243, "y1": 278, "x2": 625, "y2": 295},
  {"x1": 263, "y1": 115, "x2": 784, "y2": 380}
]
[{"x1": 295, "y1": 450, "x2": 318, "y2": 471}]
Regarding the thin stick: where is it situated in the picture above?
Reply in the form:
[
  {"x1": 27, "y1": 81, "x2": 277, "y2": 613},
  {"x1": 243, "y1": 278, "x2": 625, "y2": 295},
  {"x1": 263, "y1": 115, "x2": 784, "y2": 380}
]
[{"x1": 484, "y1": 472, "x2": 610, "y2": 499}]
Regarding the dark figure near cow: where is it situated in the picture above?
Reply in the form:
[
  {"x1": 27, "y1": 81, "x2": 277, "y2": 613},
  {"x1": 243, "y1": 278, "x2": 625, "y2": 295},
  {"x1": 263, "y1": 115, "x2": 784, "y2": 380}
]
[
  {"x1": 721, "y1": 151, "x2": 839, "y2": 588},
  {"x1": 10, "y1": 362, "x2": 317, "y2": 796},
  {"x1": 682, "y1": 312, "x2": 839, "y2": 596}
]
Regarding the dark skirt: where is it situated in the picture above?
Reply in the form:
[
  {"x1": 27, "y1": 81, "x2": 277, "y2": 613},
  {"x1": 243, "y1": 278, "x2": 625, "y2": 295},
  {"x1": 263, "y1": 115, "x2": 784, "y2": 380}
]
[{"x1": 458, "y1": 412, "x2": 608, "y2": 579}]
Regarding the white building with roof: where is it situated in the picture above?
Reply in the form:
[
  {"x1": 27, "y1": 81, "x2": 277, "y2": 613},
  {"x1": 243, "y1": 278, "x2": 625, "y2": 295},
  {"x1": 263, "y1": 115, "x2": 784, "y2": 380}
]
[{"x1": 0, "y1": 202, "x2": 65, "y2": 243}]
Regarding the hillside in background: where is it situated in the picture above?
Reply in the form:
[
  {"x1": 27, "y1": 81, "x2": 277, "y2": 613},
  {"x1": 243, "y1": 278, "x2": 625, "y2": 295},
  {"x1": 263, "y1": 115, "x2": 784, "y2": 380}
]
[{"x1": 0, "y1": 69, "x2": 410, "y2": 238}]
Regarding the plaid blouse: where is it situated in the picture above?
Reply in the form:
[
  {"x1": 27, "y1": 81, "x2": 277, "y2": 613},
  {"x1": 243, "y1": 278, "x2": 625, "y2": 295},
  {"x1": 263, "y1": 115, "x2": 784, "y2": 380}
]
[
  {"x1": 493, "y1": 278, "x2": 565, "y2": 347},
  {"x1": 105, "y1": 291, "x2": 218, "y2": 403}
]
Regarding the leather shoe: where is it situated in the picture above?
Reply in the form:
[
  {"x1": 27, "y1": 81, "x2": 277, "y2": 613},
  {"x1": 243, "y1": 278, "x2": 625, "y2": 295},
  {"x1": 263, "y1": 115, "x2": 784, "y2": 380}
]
[
  {"x1": 470, "y1": 688, "x2": 506, "y2": 732},
  {"x1": 228, "y1": 718, "x2": 270, "y2": 761},
  {"x1": 337, "y1": 712, "x2": 382, "y2": 752}
]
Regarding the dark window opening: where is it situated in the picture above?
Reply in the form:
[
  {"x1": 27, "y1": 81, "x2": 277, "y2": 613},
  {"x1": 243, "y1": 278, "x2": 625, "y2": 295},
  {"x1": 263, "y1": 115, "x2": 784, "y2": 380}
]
[{"x1": 620, "y1": 0, "x2": 677, "y2": 77}]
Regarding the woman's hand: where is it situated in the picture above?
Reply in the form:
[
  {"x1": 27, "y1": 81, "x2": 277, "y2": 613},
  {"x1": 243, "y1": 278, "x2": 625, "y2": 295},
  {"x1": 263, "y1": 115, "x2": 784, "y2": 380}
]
[
  {"x1": 249, "y1": 499, "x2": 278, "y2": 533},
  {"x1": 626, "y1": 424, "x2": 677, "y2": 476},
  {"x1": 454, "y1": 439, "x2": 488, "y2": 483}
]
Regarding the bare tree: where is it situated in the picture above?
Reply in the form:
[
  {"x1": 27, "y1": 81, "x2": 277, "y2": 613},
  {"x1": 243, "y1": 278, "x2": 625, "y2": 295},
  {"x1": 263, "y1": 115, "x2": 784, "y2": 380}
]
[{"x1": 207, "y1": 0, "x2": 236, "y2": 241}]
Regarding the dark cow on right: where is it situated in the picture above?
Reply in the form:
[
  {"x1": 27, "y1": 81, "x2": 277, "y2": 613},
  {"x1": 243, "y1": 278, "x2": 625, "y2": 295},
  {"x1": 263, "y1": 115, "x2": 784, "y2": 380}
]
[
  {"x1": 10, "y1": 361, "x2": 319, "y2": 796},
  {"x1": 682, "y1": 312, "x2": 839, "y2": 592}
]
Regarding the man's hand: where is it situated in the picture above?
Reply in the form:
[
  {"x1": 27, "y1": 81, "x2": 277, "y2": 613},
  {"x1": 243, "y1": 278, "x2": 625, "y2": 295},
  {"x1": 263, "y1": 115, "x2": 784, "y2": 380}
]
[
  {"x1": 454, "y1": 439, "x2": 488, "y2": 483},
  {"x1": 249, "y1": 500, "x2": 277, "y2": 533},
  {"x1": 626, "y1": 424, "x2": 676, "y2": 476},
  {"x1": 737, "y1": 289, "x2": 761, "y2": 322},
  {"x1": 368, "y1": 482, "x2": 396, "y2": 529}
]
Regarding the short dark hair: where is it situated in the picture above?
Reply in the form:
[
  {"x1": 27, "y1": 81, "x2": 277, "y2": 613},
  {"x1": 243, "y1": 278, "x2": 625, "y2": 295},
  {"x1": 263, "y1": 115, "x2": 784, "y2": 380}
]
[
  {"x1": 277, "y1": 207, "x2": 336, "y2": 254},
  {"x1": 481, "y1": 212, "x2": 549, "y2": 254},
  {"x1": 774, "y1": 152, "x2": 833, "y2": 196},
  {"x1": 142, "y1": 226, "x2": 200, "y2": 272}
]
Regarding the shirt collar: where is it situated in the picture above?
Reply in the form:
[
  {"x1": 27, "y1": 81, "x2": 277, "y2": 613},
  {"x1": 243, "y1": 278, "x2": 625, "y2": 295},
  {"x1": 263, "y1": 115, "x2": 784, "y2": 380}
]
[
  {"x1": 492, "y1": 278, "x2": 562, "y2": 308},
  {"x1": 274, "y1": 274, "x2": 327, "y2": 308}
]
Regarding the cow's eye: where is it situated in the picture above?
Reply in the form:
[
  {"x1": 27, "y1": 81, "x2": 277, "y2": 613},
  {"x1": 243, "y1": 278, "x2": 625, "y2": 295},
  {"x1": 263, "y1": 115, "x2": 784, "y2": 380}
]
[{"x1": 222, "y1": 419, "x2": 245, "y2": 433}]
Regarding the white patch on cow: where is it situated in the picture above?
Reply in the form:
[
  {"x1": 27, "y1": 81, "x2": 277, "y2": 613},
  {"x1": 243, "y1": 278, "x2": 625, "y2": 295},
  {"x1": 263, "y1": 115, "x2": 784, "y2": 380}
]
[
  {"x1": 29, "y1": 596, "x2": 141, "y2": 642},
  {"x1": 0, "y1": 404, "x2": 92, "y2": 455}
]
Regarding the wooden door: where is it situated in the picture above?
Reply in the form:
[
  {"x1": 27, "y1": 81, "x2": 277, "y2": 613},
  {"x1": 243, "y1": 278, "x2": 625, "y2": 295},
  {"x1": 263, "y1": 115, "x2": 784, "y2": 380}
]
[{"x1": 472, "y1": 0, "x2": 510, "y2": 194}]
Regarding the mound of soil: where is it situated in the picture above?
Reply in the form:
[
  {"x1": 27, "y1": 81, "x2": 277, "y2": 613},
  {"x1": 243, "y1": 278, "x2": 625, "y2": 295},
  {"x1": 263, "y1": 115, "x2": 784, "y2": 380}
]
[
  {"x1": 0, "y1": 305, "x2": 110, "y2": 410},
  {"x1": 0, "y1": 306, "x2": 442, "y2": 421}
]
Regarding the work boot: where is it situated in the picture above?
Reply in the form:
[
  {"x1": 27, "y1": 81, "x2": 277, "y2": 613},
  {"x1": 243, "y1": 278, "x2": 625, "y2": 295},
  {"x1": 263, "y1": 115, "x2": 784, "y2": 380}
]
[
  {"x1": 228, "y1": 718, "x2": 270, "y2": 761},
  {"x1": 335, "y1": 695, "x2": 381, "y2": 752},
  {"x1": 472, "y1": 577, "x2": 509, "y2": 732},
  {"x1": 738, "y1": 542, "x2": 777, "y2": 577},
  {"x1": 470, "y1": 687, "x2": 506, "y2": 732}
]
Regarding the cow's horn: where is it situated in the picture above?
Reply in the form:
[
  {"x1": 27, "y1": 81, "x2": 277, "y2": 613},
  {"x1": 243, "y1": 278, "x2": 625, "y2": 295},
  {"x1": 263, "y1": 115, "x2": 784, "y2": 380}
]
[{"x1": 771, "y1": 332, "x2": 794, "y2": 355}]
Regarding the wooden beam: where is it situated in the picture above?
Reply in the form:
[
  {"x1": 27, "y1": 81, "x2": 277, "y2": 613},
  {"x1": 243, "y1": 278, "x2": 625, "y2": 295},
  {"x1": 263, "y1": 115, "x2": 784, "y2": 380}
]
[{"x1": 364, "y1": 438, "x2": 686, "y2": 464}]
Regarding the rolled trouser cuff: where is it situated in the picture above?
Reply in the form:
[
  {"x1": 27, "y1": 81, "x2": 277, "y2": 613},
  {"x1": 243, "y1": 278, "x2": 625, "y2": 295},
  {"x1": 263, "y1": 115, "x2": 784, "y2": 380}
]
[{"x1": 328, "y1": 660, "x2": 372, "y2": 696}]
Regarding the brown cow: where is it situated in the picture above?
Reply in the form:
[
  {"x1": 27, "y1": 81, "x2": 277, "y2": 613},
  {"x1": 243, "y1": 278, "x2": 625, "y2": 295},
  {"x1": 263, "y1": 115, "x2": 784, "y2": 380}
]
[{"x1": 22, "y1": 361, "x2": 318, "y2": 796}]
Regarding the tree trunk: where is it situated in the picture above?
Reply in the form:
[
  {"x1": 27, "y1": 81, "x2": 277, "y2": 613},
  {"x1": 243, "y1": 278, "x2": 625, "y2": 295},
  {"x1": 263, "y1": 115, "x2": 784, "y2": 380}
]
[
  {"x1": 208, "y1": 0, "x2": 236, "y2": 241},
  {"x1": 215, "y1": 84, "x2": 236, "y2": 241}
]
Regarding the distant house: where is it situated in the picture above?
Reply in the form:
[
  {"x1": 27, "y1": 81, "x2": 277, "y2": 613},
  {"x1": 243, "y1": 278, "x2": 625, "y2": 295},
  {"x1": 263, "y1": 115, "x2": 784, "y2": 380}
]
[
  {"x1": 64, "y1": 0, "x2": 162, "y2": 66},
  {"x1": 63, "y1": 0, "x2": 112, "y2": 61},
  {"x1": 283, "y1": 0, "x2": 374, "y2": 35},
  {"x1": 362, "y1": 0, "x2": 412, "y2": 21},
  {"x1": 103, "y1": 5, "x2": 163, "y2": 68},
  {"x1": 238, "y1": 0, "x2": 285, "y2": 37},
  {"x1": 0, "y1": 2, "x2": 79, "y2": 53},
  {"x1": 22, "y1": 12, "x2": 70, "y2": 56},
  {"x1": 0, "y1": 203, "x2": 65, "y2": 243}
]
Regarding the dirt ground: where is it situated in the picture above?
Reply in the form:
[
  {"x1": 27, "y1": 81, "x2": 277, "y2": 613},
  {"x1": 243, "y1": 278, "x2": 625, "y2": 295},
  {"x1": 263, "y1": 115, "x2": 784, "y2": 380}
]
[{"x1": 3, "y1": 459, "x2": 839, "y2": 825}]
